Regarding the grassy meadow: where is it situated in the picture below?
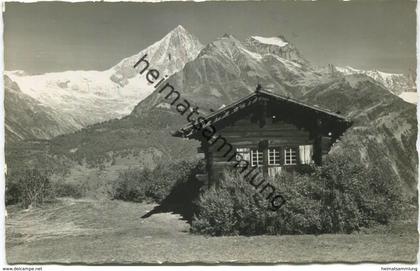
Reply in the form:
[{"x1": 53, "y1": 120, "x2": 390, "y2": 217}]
[{"x1": 6, "y1": 198, "x2": 418, "y2": 264}]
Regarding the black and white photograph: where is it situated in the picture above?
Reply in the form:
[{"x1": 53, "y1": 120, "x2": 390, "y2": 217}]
[{"x1": 2, "y1": 0, "x2": 419, "y2": 267}]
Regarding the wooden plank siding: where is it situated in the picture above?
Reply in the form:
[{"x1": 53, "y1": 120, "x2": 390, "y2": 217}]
[
  {"x1": 174, "y1": 90, "x2": 352, "y2": 187},
  {"x1": 205, "y1": 116, "x2": 317, "y2": 185}
]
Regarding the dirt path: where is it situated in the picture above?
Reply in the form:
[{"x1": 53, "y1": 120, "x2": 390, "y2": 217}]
[{"x1": 6, "y1": 198, "x2": 418, "y2": 264}]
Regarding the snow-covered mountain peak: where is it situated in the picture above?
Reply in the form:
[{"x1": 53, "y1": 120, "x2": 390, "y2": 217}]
[
  {"x1": 5, "y1": 26, "x2": 204, "y2": 137},
  {"x1": 164, "y1": 24, "x2": 200, "y2": 46},
  {"x1": 329, "y1": 65, "x2": 417, "y2": 104},
  {"x1": 245, "y1": 35, "x2": 309, "y2": 67},
  {"x1": 250, "y1": 36, "x2": 288, "y2": 47},
  {"x1": 7, "y1": 25, "x2": 417, "y2": 144},
  {"x1": 173, "y1": 24, "x2": 187, "y2": 32},
  {"x1": 337, "y1": 66, "x2": 405, "y2": 78},
  {"x1": 110, "y1": 25, "x2": 203, "y2": 86},
  {"x1": 335, "y1": 65, "x2": 416, "y2": 100}
]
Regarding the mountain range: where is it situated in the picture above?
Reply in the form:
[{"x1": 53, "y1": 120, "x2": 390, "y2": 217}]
[
  {"x1": 332, "y1": 65, "x2": 416, "y2": 103},
  {"x1": 5, "y1": 25, "x2": 203, "y2": 144},
  {"x1": 5, "y1": 25, "x2": 418, "y2": 198}
]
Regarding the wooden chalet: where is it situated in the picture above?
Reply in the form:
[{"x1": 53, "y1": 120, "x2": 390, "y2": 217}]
[{"x1": 173, "y1": 87, "x2": 352, "y2": 185}]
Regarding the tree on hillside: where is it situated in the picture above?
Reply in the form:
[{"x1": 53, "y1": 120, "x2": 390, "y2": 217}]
[{"x1": 17, "y1": 169, "x2": 52, "y2": 208}]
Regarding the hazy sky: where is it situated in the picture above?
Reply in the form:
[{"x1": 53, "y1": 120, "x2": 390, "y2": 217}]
[{"x1": 4, "y1": 1, "x2": 416, "y2": 75}]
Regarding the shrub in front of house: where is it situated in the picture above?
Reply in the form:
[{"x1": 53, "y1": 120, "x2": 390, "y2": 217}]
[
  {"x1": 316, "y1": 154, "x2": 402, "y2": 232},
  {"x1": 190, "y1": 187, "x2": 237, "y2": 235},
  {"x1": 191, "y1": 154, "x2": 403, "y2": 236},
  {"x1": 191, "y1": 170, "x2": 323, "y2": 236}
]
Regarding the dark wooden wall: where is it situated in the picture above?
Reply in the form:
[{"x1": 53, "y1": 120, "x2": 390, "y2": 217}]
[{"x1": 203, "y1": 116, "x2": 316, "y2": 184}]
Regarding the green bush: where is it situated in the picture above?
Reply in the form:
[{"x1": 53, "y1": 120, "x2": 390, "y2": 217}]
[
  {"x1": 6, "y1": 169, "x2": 53, "y2": 208},
  {"x1": 191, "y1": 154, "x2": 403, "y2": 236},
  {"x1": 112, "y1": 168, "x2": 152, "y2": 203},
  {"x1": 112, "y1": 159, "x2": 204, "y2": 204},
  {"x1": 191, "y1": 170, "x2": 321, "y2": 236},
  {"x1": 191, "y1": 188, "x2": 237, "y2": 235},
  {"x1": 273, "y1": 172, "x2": 324, "y2": 234},
  {"x1": 5, "y1": 179, "x2": 21, "y2": 206},
  {"x1": 316, "y1": 155, "x2": 402, "y2": 232}
]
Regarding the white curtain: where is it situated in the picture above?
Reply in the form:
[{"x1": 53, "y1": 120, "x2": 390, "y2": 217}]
[{"x1": 299, "y1": 145, "x2": 313, "y2": 164}]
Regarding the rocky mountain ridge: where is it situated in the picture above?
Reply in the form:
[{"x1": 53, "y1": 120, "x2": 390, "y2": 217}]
[
  {"x1": 5, "y1": 27, "x2": 417, "y2": 198},
  {"x1": 5, "y1": 25, "x2": 203, "y2": 144}
]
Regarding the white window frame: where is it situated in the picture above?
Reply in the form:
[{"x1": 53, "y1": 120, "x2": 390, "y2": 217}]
[
  {"x1": 284, "y1": 147, "x2": 297, "y2": 165},
  {"x1": 268, "y1": 148, "x2": 281, "y2": 166},
  {"x1": 251, "y1": 149, "x2": 263, "y2": 167}
]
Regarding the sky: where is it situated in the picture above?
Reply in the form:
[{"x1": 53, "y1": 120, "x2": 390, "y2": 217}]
[{"x1": 4, "y1": 1, "x2": 417, "y2": 75}]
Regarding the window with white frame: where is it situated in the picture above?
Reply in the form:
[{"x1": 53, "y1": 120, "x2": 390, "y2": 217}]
[
  {"x1": 268, "y1": 148, "x2": 281, "y2": 166},
  {"x1": 236, "y1": 147, "x2": 250, "y2": 167},
  {"x1": 251, "y1": 149, "x2": 263, "y2": 167},
  {"x1": 284, "y1": 147, "x2": 297, "y2": 165}
]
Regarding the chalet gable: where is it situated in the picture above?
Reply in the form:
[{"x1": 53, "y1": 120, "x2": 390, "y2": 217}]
[{"x1": 173, "y1": 89, "x2": 352, "y2": 141}]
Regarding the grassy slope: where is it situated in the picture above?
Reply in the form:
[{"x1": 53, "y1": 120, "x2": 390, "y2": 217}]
[
  {"x1": 6, "y1": 199, "x2": 418, "y2": 264},
  {"x1": 5, "y1": 109, "x2": 199, "y2": 197}
]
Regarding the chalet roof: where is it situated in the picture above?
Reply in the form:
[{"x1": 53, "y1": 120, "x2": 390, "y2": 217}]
[{"x1": 173, "y1": 89, "x2": 351, "y2": 139}]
